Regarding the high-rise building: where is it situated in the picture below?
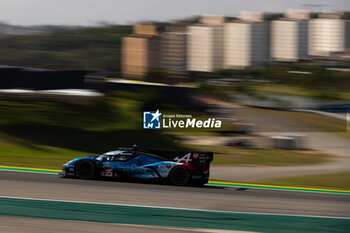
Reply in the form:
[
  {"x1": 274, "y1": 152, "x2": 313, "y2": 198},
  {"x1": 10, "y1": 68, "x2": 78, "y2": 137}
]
[
  {"x1": 122, "y1": 25, "x2": 161, "y2": 79},
  {"x1": 224, "y1": 12, "x2": 269, "y2": 69},
  {"x1": 199, "y1": 15, "x2": 226, "y2": 25},
  {"x1": 271, "y1": 10, "x2": 309, "y2": 62},
  {"x1": 187, "y1": 15, "x2": 224, "y2": 72},
  {"x1": 161, "y1": 26, "x2": 187, "y2": 77},
  {"x1": 309, "y1": 12, "x2": 349, "y2": 56}
]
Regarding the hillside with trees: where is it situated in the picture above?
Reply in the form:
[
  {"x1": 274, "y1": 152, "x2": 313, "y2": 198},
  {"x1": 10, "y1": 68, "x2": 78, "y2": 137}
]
[{"x1": 0, "y1": 25, "x2": 132, "y2": 76}]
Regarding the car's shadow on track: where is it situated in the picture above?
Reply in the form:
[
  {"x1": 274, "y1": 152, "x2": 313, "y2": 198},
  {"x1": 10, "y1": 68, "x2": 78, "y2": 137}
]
[{"x1": 63, "y1": 176, "x2": 250, "y2": 191}]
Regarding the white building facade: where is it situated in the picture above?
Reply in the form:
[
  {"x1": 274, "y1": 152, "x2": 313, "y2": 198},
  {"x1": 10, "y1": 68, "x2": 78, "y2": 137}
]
[
  {"x1": 271, "y1": 19, "x2": 308, "y2": 61},
  {"x1": 224, "y1": 21, "x2": 269, "y2": 68},
  {"x1": 309, "y1": 18, "x2": 348, "y2": 56},
  {"x1": 187, "y1": 25, "x2": 224, "y2": 72}
]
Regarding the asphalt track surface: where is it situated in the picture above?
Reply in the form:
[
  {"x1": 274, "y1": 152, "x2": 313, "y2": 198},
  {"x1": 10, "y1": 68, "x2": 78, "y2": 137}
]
[{"x1": 1, "y1": 170, "x2": 349, "y2": 218}]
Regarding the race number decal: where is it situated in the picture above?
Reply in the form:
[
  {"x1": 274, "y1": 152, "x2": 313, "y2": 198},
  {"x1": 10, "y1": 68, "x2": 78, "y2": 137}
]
[
  {"x1": 173, "y1": 153, "x2": 192, "y2": 163},
  {"x1": 104, "y1": 168, "x2": 113, "y2": 177}
]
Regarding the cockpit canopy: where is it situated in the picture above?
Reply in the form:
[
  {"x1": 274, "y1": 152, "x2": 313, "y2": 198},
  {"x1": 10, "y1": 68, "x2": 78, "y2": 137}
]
[{"x1": 96, "y1": 150, "x2": 134, "y2": 162}]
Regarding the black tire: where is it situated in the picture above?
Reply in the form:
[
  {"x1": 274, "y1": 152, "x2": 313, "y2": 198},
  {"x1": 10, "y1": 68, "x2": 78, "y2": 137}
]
[
  {"x1": 76, "y1": 160, "x2": 96, "y2": 179},
  {"x1": 169, "y1": 166, "x2": 190, "y2": 186}
]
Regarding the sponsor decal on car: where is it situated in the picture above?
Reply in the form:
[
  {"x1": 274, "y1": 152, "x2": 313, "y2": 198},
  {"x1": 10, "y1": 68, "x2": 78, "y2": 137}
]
[
  {"x1": 118, "y1": 168, "x2": 149, "y2": 174},
  {"x1": 101, "y1": 166, "x2": 113, "y2": 177},
  {"x1": 173, "y1": 153, "x2": 192, "y2": 163}
]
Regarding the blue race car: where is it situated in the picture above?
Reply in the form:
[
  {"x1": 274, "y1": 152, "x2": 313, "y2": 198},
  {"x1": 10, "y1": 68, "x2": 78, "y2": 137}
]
[{"x1": 59, "y1": 146, "x2": 213, "y2": 186}]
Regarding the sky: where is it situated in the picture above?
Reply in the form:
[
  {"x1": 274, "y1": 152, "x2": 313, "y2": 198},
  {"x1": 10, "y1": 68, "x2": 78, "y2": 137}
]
[{"x1": 0, "y1": 0, "x2": 349, "y2": 26}]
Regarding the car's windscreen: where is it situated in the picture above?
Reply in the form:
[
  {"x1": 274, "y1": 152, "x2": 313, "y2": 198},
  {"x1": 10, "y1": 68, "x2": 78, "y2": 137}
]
[
  {"x1": 96, "y1": 150, "x2": 134, "y2": 161},
  {"x1": 96, "y1": 150, "x2": 123, "y2": 160}
]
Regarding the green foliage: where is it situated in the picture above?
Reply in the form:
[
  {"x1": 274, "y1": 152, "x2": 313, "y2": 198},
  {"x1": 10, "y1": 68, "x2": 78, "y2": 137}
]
[
  {"x1": 0, "y1": 93, "x2": 329, "y2": 169},
  {"x1": 0, "y1": 25, "x2": 132, "y2": 76},
  {"x1": 186, "y1": 145, "x2": 331, "y2": 166},
  {"x1": 232, "y1": 83, "x2": 252, "y2": 94},
  {"x1": 198, "y1": 83, "x2": 232, "y2": 100},
  {"x1": 0, "y1": 94, "x2": 185, "y2": 156},
  {"x1": 262, "y1": 171, "x2": 350, "y2": 190},
  {"x1": 145, "y1": 69, "x2": 168, "y2": 83},
  {"x1": 264, "y1": 63, "x2": 350, "y2": 91}
]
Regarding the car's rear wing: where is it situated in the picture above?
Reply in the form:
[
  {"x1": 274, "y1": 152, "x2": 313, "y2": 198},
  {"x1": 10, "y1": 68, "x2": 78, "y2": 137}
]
[{"x1": 146, "y1": 150, "x2": 213, "y2": 166}]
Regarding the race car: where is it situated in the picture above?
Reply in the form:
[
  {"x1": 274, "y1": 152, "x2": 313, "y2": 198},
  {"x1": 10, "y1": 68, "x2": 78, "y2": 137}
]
[{"x1": 59, "y1": 146, "x2": 213, "y2": 186}]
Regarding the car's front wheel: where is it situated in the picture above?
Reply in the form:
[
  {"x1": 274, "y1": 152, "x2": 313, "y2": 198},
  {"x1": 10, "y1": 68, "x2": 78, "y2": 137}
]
[
  {"x1": 76, "y1": 160, "x2": 96, "y2": 179},
  {"x1": 169, "y1": 166, "x2": 190, "y2": 186}
]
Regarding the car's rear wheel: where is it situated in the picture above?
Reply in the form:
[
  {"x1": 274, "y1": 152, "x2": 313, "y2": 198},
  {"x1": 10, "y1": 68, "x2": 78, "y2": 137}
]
[
  {"x1": 76, "y1": 160, "x2": 96, "y2": 179},
  {"x1": 169, "y1": 166, "x2": 190, "y2": 186}
]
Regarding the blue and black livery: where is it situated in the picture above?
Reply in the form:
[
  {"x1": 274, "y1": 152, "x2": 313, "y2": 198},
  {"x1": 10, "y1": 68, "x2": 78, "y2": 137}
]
[{"x1": 59, "y1": 146, "x2": 213, "y2": 186}]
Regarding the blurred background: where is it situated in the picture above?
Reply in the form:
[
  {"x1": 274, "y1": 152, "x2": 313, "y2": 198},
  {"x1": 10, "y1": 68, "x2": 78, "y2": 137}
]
[
  {"x1": 1, "y1": 1, "x2": 350, "y2": 232},
  {"x1": 0, "y1": 0, "x2": 349, "y2": 191}
]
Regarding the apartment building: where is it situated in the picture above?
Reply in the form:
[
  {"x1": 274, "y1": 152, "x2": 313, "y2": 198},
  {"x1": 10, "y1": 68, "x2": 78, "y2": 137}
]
[
  {"x1": 309, "y1": 12, "x2": 349, "y2": 56},
  {"x1": 224, "y1": 12, "x2": 269, "y2": 68},
  {"x1": 161, "y1": 26, "x2": 187, "y2": 77},
  {"x1": 187, "y1": 15, "x2": 225, "y2": 72},
  {"x1": 271, "y1": 10, "x2": 309, "y2": 62},
  {"x1": 122, "y1": 25, "x2": 161, "y2": 79}
]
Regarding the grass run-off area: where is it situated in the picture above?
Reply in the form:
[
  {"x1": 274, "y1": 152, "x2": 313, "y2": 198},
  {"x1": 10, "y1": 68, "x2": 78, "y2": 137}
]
[
  {"x1": 252, "y1": 84, "x2": 350, "y2": 101},
  {"x1": 260, "y1": 171, "x2": 350, "y2": 191},
  {"x1": 250, "y1": 107, "x2": 350, "y2": 140},
  {"x1": 0, "y1": 94, "x2": 334, "y2": 169},
  {"x1": 0, "y1": 134, "x2": 88, "y2": 169},
  {"x1": 0, "y1": 134, "x2": 333, "y2": 169},
  {"x1": 186, "y1": 145, "x2": 332, "y2": 166}
]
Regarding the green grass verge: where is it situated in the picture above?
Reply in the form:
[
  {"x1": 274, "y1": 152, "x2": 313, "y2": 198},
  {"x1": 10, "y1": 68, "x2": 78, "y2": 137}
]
[
  {"x1": 0, "y1": 133, "x2": 89, "y2": 169},
  {"x1": 250, "y1": 107, "x2": 349, "y2": 139},
  {"x1": 0, "y1": 94, "x2": 334, "y2": 169},
  {"x1": 261, "y1": 171, "x2": 350, "y2": 190},
  {"x1": 251, "y1": 84, "x2": 350, "y2": 100},
  {"x1": 0, "y1": 134, "x2": 332, "y2": 169},
  {"x1": 185, "y1": 145, "x2": 331, "y2": 166},
  {"x1": 0, "y1": 94, "x2": 185, "y2": 168}
]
